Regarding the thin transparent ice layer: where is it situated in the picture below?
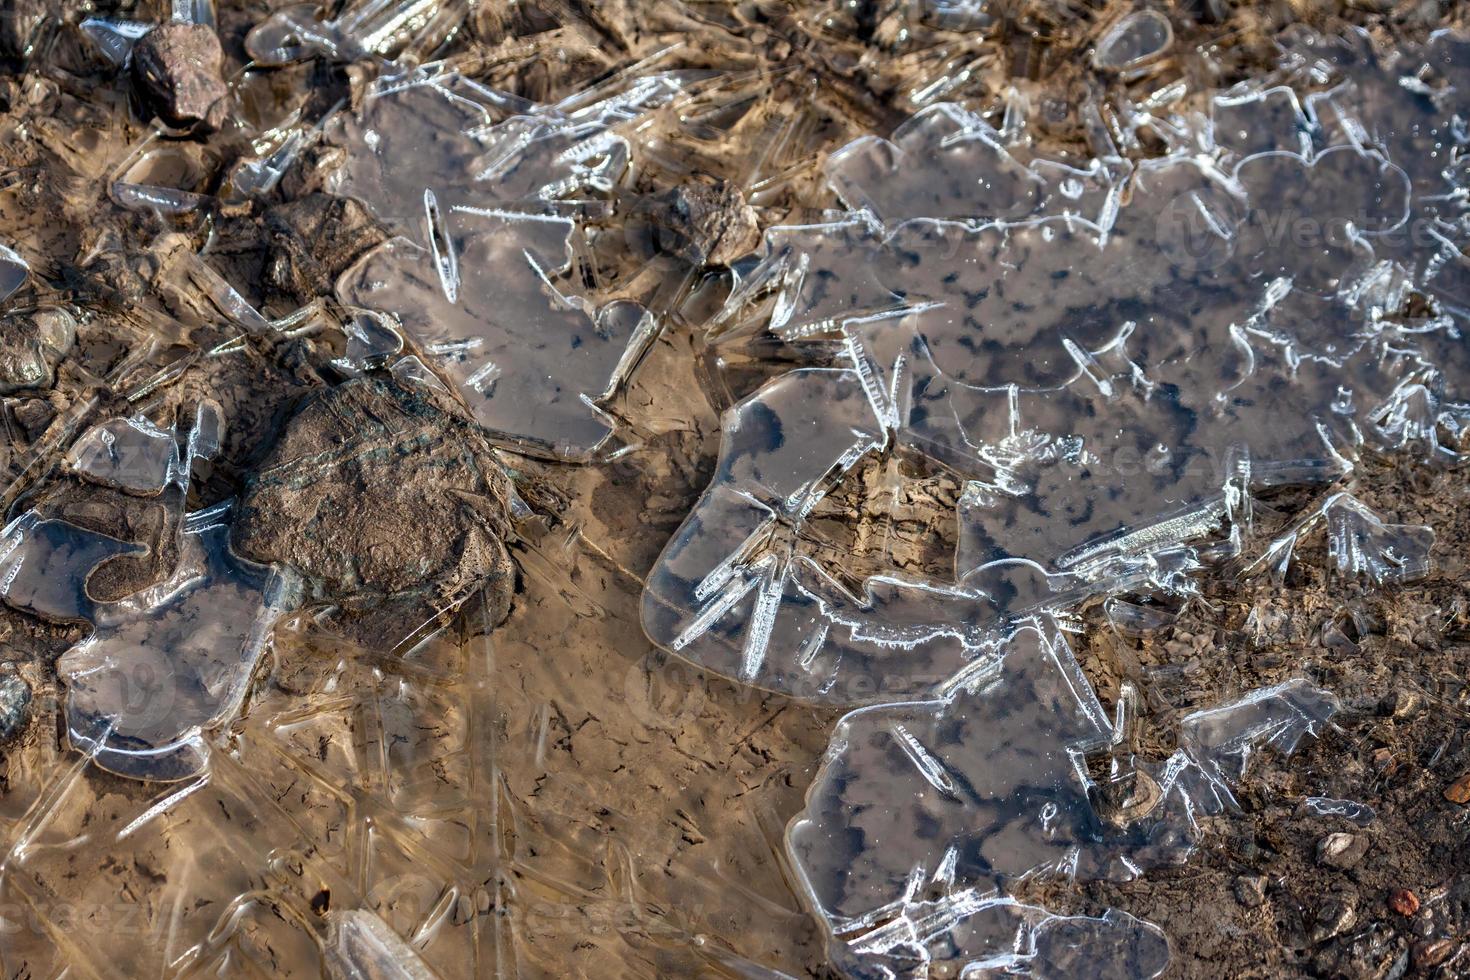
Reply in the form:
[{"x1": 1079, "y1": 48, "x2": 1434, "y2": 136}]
[
  {"x1": 65, "y1": 416, "x2": 181, "y2": 494},
  {"x1": 1094, "y1": 11, "x2": 1174, "y2": 70},
  {"x1": 0, "y1": 514, "x2": 146, "y2": 623},
  {"x1": 827, "y1": 896, "x2": 1168, "y2": 980},
  {"x1": 1302, "y1": 797, "x2": 1376, "y2": 827},
  {"x1": 650, "y1": 91, "x2": 1469, "y2": 701},
  {"x1": 3, "y1": 405, "x2": 294, "y2": 780},
  {"x1": 58, "y1": 502, "x2": 293, "y2": 781},
  {"x1": 0, "y1": 242, "x2": 28, "y2": 304},
  {"x1": 332, "y1": 69, "x2": 685, "y2": 459},
  {"x1": 325, "y1": 909, "x2": 438, "y2": 980},
  {"x1": 338, "y1": 213, "x2": 654, "y2": 460},
  {"x1": 1253, "y1": 492, "x2": 1435, "y2": 585},
  {"x1": 785, "y1": 620, "x2": 1336, "y2": 977},
  {"x1": 78, "y1": 18, "x2": 154, "y2": 67}
]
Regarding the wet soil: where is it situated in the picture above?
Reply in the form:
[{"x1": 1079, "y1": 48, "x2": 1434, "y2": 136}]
[{"x1": 1034, "y1": 458, "x2": 1470, "y2": 978}]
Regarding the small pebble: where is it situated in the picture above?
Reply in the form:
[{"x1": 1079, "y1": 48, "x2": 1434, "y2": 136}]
[
  {"x1": 1444, "y1": 772, "x2": 1470, "y2": 805},
  {"x1": 1234, "y1": 875, "x2": 1267, "y2": 908},
  {"x1": 1371, "y1": 747, "x2": 1398, "y2": 776},
  {"x1": 1317, "y1": 832, "x2": 1368, "y2": 870},
  {"x1": 131, "y1": 23, "x2": 229, "y2": 130},
  {"x1": 1310, "y1": 898, "x2": 1356, "y2": 943},
  {"x1": 1389, "y1": 888, "x2": 1420, "y2": 916}
]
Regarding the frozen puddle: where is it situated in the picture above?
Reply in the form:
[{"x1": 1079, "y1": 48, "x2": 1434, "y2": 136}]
[
  {"x1": 786, "y1": 620, "x2": 1336, "y2": 976},
  {"x1": 333, "y1": 66, "x2": 687, "y2": 460},
  {"x1": 638, "y1": 24, "x2": 1470, "y2": 979},
  {"x1": 1, "y1": 404, "x2": 296, "y2": 780}
]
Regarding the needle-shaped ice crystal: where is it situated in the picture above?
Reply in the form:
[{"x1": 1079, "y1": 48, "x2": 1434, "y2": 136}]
[{"x1": 245, "y1": 0, "x2": 468, "y2": 66}]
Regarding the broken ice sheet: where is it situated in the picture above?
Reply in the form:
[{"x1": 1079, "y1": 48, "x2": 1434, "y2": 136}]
[
  {"x1": 2, "y1": 404, "x2": 296, "y2": 780},
  {"x1": 338, "y1": 209, "x2": 654, "y2": 460},
  {"x1": 65, "y1": 416, "x2": 180, "y2": 494},
  {"x1": 0, "y1": 242, "x2": 29, "y2": 304},
  {"x1": 827, "y1": 894, "x2": 1167, "y2": 980},
  {"x1": 821, "y1": 102, "x2": 1119, "y2": 228},
  {"x1": 785, "y1": 620, "x2": 1336, "y2": 977},
  {"x1": 327, "y1": 66, "x2": 689, "y2": 233},
  {"x1": 652, "y1": 144, "x2": 1442, "y2": 702},
  {"x1": 329, "y1": 67, "x2": 692, "y2": 459},
  {"x1": 58, "y1": 500, "x2": 296, "y2": 781}
]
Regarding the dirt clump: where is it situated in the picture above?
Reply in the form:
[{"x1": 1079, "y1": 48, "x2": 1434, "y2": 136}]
[{"x1": 234, "y1": 375, "x2": 517, "y2": 647}]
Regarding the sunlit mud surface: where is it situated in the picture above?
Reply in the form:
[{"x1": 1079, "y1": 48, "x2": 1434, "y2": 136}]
[{"x1": 3, "y1": 2, "x2": 1470, "y2": 978}]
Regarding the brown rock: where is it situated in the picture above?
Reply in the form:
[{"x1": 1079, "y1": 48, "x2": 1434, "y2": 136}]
[
  {"x1": 0, "y1": 308, "x2": 75, "y2": 395},
  {"x1": 131, "y1": 23, "x2": 230, "y2": 130},
  {"x1": 1444, "y1": 772, "x2": 1470, "y2": 804},
  {"x1": 648, "y1": 179, "x2": 761, "y2": 266},
  {"x1": 1234, "y1": 875, "x2": 1267, "y2": 908},
  {"x1": 1388, "y1": 888, "x2": 1420, "y2": 916}
]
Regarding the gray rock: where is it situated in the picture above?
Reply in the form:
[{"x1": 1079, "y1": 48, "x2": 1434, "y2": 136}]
[
  {"x1": 1317, "y1": 832, "x2": 1369, "y2": 870},
  {"x1": 0, "y1": 674, "x2": 32, "y2": 743}
]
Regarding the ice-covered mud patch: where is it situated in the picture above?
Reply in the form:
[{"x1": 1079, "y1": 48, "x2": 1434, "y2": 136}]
[{"x1": 2, "y1": 3, "x2": 1470, "y2": 979}]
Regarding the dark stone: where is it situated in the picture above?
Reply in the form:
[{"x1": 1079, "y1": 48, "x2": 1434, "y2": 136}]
[
  {"x1": 0, "y1": 307, "x2": 75, "y2": 395},
  {"x1": 131, "y1": 23, "x2": 230, "y2": 131}
]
